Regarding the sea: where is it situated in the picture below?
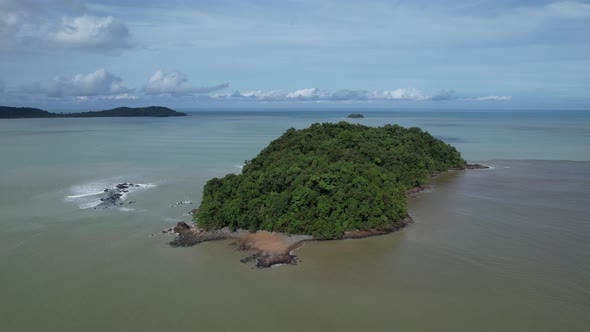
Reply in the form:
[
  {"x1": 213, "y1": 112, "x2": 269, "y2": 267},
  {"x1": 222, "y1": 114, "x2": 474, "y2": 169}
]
[{"x1": 0, "y1": 109, "x2": 589, "y2": 331}]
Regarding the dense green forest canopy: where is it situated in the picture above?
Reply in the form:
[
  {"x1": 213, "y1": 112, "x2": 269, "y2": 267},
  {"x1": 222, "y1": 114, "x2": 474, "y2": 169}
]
[
  {"x1": 0, "y1": 106, "x2": 55, "y2": 118},
  {"x1": 0, "y1": 106, "x2": 187, "y2": 118},
  {"x1": 63, "y1": 106, "x2": 187, "y2": 117},
  {"x1": 196, "y1": 122, "x2": 466, "y2": 239},
  {"x1": 347, "y1": 113, "x2": 364, "y2": 118}
]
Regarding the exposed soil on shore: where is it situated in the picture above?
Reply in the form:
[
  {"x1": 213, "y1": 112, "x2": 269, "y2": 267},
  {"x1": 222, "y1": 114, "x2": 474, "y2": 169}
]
[{"x1": 168, "y1": 220, "x2": 411, "y2": 268}]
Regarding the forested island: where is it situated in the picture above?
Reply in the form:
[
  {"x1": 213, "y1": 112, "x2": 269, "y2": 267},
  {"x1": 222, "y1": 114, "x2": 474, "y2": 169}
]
[
  {"x1": 172, "y1": 122, "x2": 474, "y2": 267},
  {"x1": 347, "y1": 113, "x2": 365, "y2": 118},
  {"x1": 0, "y1": 106, "x2": 187, "y2": 118}
]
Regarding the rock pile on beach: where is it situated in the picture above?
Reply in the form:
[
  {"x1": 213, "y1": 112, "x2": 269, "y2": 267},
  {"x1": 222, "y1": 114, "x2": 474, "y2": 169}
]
[{"x1": 168, "y1": 223, "x2": 232, "y2": 247}]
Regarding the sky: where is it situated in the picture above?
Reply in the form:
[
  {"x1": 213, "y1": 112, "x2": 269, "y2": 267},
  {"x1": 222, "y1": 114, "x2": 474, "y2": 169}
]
[{"x1": 0, "y1": 0, "x2": 589, "y2": 110}]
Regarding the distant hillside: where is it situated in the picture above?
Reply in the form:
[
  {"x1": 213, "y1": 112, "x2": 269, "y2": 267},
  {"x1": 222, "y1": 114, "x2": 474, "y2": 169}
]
[
  {"x1": 0, "y1": 106, "x2": 188, "y2": 119},
  {"x1": 64, "y1": 106, "x2": 187, "y2": 117},
  {"x1": 0, "y1": 106, "x2": 56, "y2": 119}
]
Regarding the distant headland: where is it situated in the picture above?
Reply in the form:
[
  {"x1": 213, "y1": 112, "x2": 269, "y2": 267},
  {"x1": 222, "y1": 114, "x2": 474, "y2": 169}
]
[{"x1": 0, "y1": 106, "x2": 188, "y2": 119}]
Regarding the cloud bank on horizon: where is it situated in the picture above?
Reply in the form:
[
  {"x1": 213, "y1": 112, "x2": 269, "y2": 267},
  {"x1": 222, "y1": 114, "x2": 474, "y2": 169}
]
[{"x1": 0, "y1": 0, "x2": 589, "y2": 109}]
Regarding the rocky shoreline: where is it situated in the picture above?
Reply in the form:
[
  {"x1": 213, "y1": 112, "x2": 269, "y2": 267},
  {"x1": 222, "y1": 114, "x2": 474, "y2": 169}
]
[{"x1": 166, "y1": 217, "x2": 412, "y2": 268}]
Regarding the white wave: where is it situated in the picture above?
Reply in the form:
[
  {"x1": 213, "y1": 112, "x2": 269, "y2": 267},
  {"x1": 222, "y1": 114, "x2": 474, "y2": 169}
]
[
  {"x1": 65, "y1": 179, "x2": 157, "y2": 210},
  {"x1": 66, "y1": 191, "x2": 105, "y2": 198},
  {"x1": 77, "y1": 200, "x2": 103, "y2": 210}
]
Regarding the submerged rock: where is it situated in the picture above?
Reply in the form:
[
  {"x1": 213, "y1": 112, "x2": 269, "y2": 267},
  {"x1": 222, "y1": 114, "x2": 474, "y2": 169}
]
[
  {"x1": 95, "y1": 182, "x2": 142, "y2": 208},
  {"x1": 451, "y1": 163, "x2": 490, "y2": 170}
]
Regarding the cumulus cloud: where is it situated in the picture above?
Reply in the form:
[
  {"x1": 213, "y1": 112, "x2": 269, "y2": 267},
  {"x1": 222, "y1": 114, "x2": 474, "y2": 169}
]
[
  {"x1": 0, "y1": 1, "x2": 131, "y2": 52},
  {"x1": 48, "y1": 15, "x2": 130, "y2": 50},
  {"x1": 21, "y1": 68, "x2": 131, "y2": 98},
  {"x1": 144, "y1": 70, "x2": 229, "y2": 96},
  {"x1": 286, "y1": 88, "x2": 322, "y2": 100}
]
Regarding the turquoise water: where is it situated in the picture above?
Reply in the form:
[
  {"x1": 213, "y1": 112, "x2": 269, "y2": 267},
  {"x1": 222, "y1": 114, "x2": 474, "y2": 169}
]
[{"x1": 0, "y1": 110, "x2": 589, "y2": 331}]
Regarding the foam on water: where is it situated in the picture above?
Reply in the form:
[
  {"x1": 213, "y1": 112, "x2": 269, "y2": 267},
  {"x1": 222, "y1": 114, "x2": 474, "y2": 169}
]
[{"x1": 64, "y1": 179, "x2": 157, "y2": 210}]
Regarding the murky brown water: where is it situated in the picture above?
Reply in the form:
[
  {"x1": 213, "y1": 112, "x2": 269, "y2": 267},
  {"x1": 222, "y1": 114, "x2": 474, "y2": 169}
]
[{"x1": 1, "y1": 113, "x2": 589, "y2": 331}]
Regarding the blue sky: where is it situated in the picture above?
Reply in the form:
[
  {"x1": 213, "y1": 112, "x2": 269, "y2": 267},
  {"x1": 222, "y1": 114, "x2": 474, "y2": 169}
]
[{"x1": 0, "y1": 0, "x2": 589, "y2": 110}]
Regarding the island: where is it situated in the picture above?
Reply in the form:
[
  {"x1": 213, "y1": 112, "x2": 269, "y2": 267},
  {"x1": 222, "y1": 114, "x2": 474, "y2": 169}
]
[
  {"x1": 0, "y1": 106, "x2": 188, "y2": 118},
  {"x1": 347, "y1": 113, "x2": 364, "y2": 118},
  {"x1": 171, "y1": 122, "x2": 476, "y2": 267}
]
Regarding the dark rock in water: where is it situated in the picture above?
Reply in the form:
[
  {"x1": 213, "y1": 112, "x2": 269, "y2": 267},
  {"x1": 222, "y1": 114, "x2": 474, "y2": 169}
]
[
  {"x1": 162, "y1": 227, "x2": 174, "y2": 234},
  {"x1": 465, "y1": 163, "x2": 489, "y2": 169},
  {"x1": 116, "y1": 183, "x2": 129, "y2": 189},
  {"x1": 407, "y1": 185, "x2": 431, "y2": 195},
  {"x1": 451, "y1": 163, "x2": 490, "y2": 170},
  {"x1": 255, "y1": 252, "x2": 297, "y2": 268},
  {"x1": 240, "y1": 256, "x2": 257, "y2": 264},
  {"x1": 239, "y1": 251, "x2": 298, "y2": 268},
  {"x1": 95, "y1": 182, "x2": 138, "y2": 208}
]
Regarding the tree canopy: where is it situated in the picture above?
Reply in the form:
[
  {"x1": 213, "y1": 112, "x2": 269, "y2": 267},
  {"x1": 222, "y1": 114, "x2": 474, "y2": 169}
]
[
  {"x1": 347, "y1": 113, "x2": 365, "y2": 118},
  {"x1": 196, "y1": 122, "x2": 465, "y2": 239}
]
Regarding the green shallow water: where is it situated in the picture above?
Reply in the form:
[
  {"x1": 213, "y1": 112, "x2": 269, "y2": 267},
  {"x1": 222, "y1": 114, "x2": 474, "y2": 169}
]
[{"x1": 0, "y1": 110, "x2": 589, "y2": 331}]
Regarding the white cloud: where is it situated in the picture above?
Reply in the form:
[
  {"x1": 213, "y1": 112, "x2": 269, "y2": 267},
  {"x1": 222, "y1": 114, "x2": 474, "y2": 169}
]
[
  {"x1": 21, "y1": 68, "x2": 131, "y2": 98},
  {"x1": 48, "y1": 15, "x2": 130, "y2": 50},
  {"x1": 461, "y1": 95, "x2": 512, "y2": 101},
  {"x1": 372, "y1": 88, "x2": 425, "y2": 100},
  {"x1": 144, "y1": 71, "x2": 187, "y2": 95},
  {"x1": 238, "y1": 90, "x2": 287, "y2": 99},
  {"x1": 104, "y1": 93, "x2": 139, "y2": 100},
  {"x1": 143, "y1": 70, "x2": 229, "y2": 95},
  {"x1": 213, "y1": 87, "x2": 511, "y2": 103},
  {"x1": 286, "y1": 88, "x2": 322, "y2": 100},
  {"x1": 0, "y1": 1, "x2": 131, "y2": 52},
  {"x1": 544, "y1": 2, "x2": 590, "y2": 19}
]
